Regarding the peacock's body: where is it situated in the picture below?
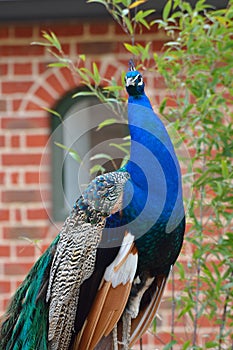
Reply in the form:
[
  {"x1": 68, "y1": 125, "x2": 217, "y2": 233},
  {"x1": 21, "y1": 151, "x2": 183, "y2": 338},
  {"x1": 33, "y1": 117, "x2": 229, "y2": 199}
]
[{"x1": 0, "y1": 63, "x2": 185, "y2": 350}]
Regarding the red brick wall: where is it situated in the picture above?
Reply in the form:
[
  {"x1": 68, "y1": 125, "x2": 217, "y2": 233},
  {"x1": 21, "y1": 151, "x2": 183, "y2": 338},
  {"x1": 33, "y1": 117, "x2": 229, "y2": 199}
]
[{"x1": 0, "y1": 20, "x2": 220, "y2": 349}]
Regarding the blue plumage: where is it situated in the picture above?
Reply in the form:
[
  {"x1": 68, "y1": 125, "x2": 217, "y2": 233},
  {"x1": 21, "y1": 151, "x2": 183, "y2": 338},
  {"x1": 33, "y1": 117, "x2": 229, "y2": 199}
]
[{"x1": 109, "y1": 67, "x2": 185, "y2": 275}]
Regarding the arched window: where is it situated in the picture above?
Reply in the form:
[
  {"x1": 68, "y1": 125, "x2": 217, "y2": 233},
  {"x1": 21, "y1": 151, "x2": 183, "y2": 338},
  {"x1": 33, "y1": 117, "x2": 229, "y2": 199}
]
[{"x1": 50, "y1": 88, "x2": 128, "y2": 222}]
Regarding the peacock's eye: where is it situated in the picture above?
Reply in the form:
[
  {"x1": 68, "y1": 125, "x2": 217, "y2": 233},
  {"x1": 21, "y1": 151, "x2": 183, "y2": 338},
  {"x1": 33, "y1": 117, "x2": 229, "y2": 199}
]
[{"x1": 137, "y1": 75, "x2": 143, "y2": 86}]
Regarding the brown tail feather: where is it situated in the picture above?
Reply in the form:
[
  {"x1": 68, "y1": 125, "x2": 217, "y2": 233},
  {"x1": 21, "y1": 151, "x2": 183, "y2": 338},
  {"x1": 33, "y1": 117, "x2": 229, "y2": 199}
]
[
  {"x1": 73, "y1": 239, "x2": 137, "y2": 350},
  {"x1": 129, "y1": 274, "x2": 168, "y2": 346}
]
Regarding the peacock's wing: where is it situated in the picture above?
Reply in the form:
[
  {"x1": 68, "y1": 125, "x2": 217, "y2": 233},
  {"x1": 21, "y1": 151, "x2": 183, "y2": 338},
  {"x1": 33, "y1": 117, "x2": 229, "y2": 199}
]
[
  {"x1": 46, "y1": 171, "x2": 131, "y2": 350},
  {"x1": 74, "y1": 231, "x2": 138, "y2": 350}
]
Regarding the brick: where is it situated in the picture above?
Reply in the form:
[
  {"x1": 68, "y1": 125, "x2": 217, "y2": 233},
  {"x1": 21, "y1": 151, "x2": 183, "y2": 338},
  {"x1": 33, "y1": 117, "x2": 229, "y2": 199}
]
[
  {"x1": 14, "y1": 209, "x2": 22, "y2": 221},
  {"x1": 0, "y1": 246, "x2": 10, "y2": 257},
  {"x1": 27, "y1": 208, "x2": 48, "y2": 220},
  {"x1": 41, "y1": 24, "x2": 83, "y2": 37},
  {"x1": 11, "y1": 135, "x2": 20, "y2": 147},
  {"x1": 152, "y1": 40, "x2": 166, "y2": 51},
  {"x1": 25, "y1": 171, "x2": 50, "y2": 184},
  {"x1": 0, "y1": 172, "x2": 5, "y2": 184},
  {"x1": 154, "y1": 76, "x2": 167, "y2": 89},
  {"x1": 0, "y1": 210, "x2": 10, "y2": 221},
  {"x1": 14, "y1": 26, "x2": 33, "y2": 38},
  {"x1": 15, "y1": 280, "x2": 24, "y2": 288},
  {"x1": 0, "y1": 27, "x2": 9, "y2": 38},
  {"x1": 151, "y1": 331, "x2": 174, "y2": 344},
  {"x1": 89, "y1": 23, "x2": 109, "y2": 35},
  {"x1": 4, "y1": 262, "x2": 33, "y2": 276},
  {"x1": 0, "y1": 45, "x2": 44, "y2": 57},
  {"x1": 34, "y1": 86, "x2": 55, "y2": 104},
  {"x1": 3, "y1": 298, "x2": 11, "y2": 311},
  {"x1": 46, "y1": 74, "x2": 66, "y2": 95},
  {"x1": 38, "y1": 62, "x2": 48, "y2": 74},
  {"x1": 10, "y1": 172, "x2": 19, "y2": 184},
  {"x1": 2, "y1": 154, "x2": 41, "y2": 166},
  {"x1": 114, "y1": 24, "x2": 126, "y2": 35},
  {"x1": 2, "y1": 190, "x2": 41, "y2": 203},
  {"x1": 59, "y1": 43, "x2": 70, "y2": 55},
  {"x1": 104, "y1": 65, "x2": 118, "y2": 80},
  {"x1": 0, "y1": 99, "x2": 7, "y2": 111},
  {"x1": 3, "y1": 226, "x2": 48, "y2": 239},
  {"x1": 1, "y1": 117, "x2": 49, "y2": 129},
  {"x1": 25, "y1": 101, "x2": 43, "y2": 111},
  {"x1": 25, "y1": 171, "x2": 39, "y2": 183},
  {"x1": 26, "y1": 134, "x2": 48, "y2": 147},
  {"x1": 16, "y1": 245, "x2": 35, "y2": 257},
  {"x1": 2, "y1": 81, "x2": 33, "y2": 94},
  {"x1": 60, "y1": 67, "x2": 76, "y2": 88},
  {"x1": 14, "y1": 63, "x2": 32, "y2": 75},
  {"x1": 166, "y1": 96, "x2": 178, "y2": 107},
  {"x1": 0, "y1": 63, "x2": 8, "y2": 75},
  {"x1": 28, "y1": 172, "x2": 42, "y2": 184},
  {"x1": 12, "y1": 99, "x2": 22, "y2": 111},
  {"x1": 0, "y1": 135, "x2": 5, "y2": 147},
  {"x1": 79, "y1": 42, "x2": 116, "y2": 55},
  {"x1": 41, "y1": 244, "x2": 50, "y2": 253},
  {"x1": 0, "y1": 281, "x2": 11, "y2": 294},
  {"x1": 114, "y1": 42, "x2": 126, "y2": 54}
]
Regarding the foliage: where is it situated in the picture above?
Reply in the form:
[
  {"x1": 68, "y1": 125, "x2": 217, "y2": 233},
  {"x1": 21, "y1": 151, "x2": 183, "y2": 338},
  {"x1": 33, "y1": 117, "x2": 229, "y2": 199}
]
[
  {"x1": 35, "y1": 0, "x2": 233, "y2": 348},
  {"x1": 152, "y1": 2, "x2": 233, "y2": 348}
]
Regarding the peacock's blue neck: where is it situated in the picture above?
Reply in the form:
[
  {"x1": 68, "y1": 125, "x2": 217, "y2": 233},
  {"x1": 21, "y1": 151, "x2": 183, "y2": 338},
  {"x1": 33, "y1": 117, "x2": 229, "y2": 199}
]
[
  {"x1": 128, "y1": 93, "x2": 153, "y2": 109},
  {"x1": 125, "y1": 92, "x2": 184, "y2": 228}
]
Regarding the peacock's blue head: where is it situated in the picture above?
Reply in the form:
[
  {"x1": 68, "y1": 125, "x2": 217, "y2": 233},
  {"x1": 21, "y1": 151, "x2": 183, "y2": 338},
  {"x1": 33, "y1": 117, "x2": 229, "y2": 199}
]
[{"x1": 125, "y1": 70, "x2": 145, "y2": 96}]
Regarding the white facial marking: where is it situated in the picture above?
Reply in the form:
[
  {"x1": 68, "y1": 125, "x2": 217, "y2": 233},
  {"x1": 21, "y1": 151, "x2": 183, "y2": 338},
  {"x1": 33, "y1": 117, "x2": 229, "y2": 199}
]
[{"x1": 126, "y1": 74, "x2": 143, "y2": 87}]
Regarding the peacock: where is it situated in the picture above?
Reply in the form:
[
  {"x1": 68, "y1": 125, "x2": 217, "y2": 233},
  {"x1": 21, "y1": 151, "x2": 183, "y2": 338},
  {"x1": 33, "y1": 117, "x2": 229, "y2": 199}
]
[{"x1": 0, "y1": 61, "x2": 185, "y2": 350}]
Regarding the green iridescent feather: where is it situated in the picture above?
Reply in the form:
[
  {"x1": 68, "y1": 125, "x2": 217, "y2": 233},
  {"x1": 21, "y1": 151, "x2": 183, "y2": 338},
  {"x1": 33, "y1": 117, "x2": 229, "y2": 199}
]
[{"x1": 0, "y1": 236, "x2": 59, "y2": 350}]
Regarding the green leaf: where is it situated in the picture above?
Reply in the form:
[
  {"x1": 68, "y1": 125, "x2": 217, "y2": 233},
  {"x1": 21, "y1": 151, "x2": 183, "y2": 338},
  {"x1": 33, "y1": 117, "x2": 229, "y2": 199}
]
[
  {"x1": 90, "y1": 153, "x2": 113, "y2": 161},
  {"x1": 31, "y1": 41, "x2": 53, "y2": 47},
  {"x1": 120, "y1": 154, "x2": 129, "y2": 168},
  {"x1": 128, "y1": 0, "x2": 147, "y2": 9},
  {"x1": 123, "y1": 16, "x2": 134, "y2": 35},
  {"x1": 163, "y1": 340, "x2": 177, "y2": 350},
  {"x1": 72, "y1": 91, "x2": 96, "y2": 98},
  {"x1": 222, "y1": 282, "x2": 233, "y2": 290},
  {"x1": 51, "y1": 31, "x2": 61, "y2": 51},
  {"x1": 103, "y1": 85, "x2": 122, "y2": 92},
  {"x1": 205, "y1": 341, "x2": 218, "y2": 348},
  {"x1": 162, "y1": 0, "x2": 172, "y2": 21},
  {"x1": 97, "y1": 118, "x2": 117, "y2": 130},
  {"x1": 43, "y1": 107, "x2": 63, "y2": 121},
  {"x1": 54, "y1": 142, "x2": 82, "y2": 163},
  {"x1": 182, "y1": 340, "x2": 191, "y2": 350},
  {"x1": 42, "y1": 31, "x2": 61, "y2": 51},
  {"x1": 79, "y1": 54, "x2": 86, "y2": 61},
  {"x1": 90, "y1": 164, "x2": 105, "y2": 175},
  {"x1": 138, "y1": 17, "x2": 150, "y2": 29},
  {"x1": 221, "y1": 159, "x2": 229, "y2": 179},
  {"x1": 109, "y1": 143, "x2": 129, "y2": 154},
  {"x1": 93, "y1": 62, "x2": 101, "y2": 85},
  {"x1": 159, "y1": 98, "x2": 167, "y2": 114},
  {"x1": 87, "y1": 0, "x2": 107, "y2": 5},
  {"x1": 47, "y1": 62, "x2": 69, "y2": 68},
  {"x1": 135, "y1": 9, "x2": 155, "y2": 21},
  {"x1": 124, "y1": 43, "x2": 139, "y2": 56},
  {"x1": 176, "y1": 261, "x2": 185, "y2": 280}
]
